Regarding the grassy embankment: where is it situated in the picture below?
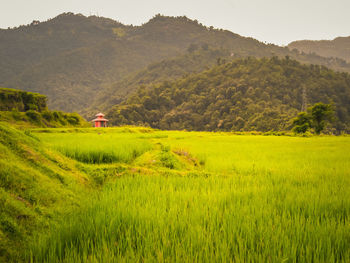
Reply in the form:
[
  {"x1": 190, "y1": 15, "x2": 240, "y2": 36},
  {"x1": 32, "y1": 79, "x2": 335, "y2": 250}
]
[
  {"x1": 0, "y1": 123, "x2": 91, "y2": 262},
  {"x1": 21, "y1": 127, "x2": 350, "y2": 262}
]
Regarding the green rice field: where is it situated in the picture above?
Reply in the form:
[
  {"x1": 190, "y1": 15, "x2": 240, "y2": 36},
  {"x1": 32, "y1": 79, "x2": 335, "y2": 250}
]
[{"x1": 29, "y1": 128, "x2": 350, "y2": 262}]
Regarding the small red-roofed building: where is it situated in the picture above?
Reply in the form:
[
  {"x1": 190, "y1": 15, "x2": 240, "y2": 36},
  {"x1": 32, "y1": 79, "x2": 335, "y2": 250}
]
[{"x1": 91, "y1": 113, "x2": 109, "y2": 127}]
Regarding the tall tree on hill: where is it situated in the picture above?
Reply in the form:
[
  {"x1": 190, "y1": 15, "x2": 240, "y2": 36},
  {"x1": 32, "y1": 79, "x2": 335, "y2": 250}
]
[
  {"x1": 292, "y1": 112, "x2": 311, "y2": 134},
  {"x1": 293, "y1": 103, "x2": 334, "y2": 134},
  {"x1": 309, "y1": 103, "x2": 334, "y2": 134}
]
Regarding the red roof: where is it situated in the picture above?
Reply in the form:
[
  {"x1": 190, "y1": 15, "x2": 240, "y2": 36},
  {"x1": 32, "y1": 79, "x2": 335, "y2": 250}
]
[
  {"x1": 95, "y1": 112, "x2": 105, "y2": 117},
  {"x1": 91, "y1": 118, "x2": 109, "y2": 122}
]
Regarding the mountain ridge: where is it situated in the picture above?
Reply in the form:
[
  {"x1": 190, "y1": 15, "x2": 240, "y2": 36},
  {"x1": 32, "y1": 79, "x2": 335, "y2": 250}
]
[
  {"x1": 1, "y1": 12, "x2": 350, "y2": 113},
  {"x1": 288, "y1": 36, "x2": 350, "y2": 62}
]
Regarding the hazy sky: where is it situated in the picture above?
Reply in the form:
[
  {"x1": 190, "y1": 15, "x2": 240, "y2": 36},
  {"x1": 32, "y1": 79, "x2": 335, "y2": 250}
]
[{"x1": 1, "y1": 0, "x2": 349, "y2": 45}]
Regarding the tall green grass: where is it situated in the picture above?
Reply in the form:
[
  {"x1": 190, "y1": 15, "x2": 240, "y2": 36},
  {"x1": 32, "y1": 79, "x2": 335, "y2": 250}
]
[
  {"x1": 37, "y1": 133, "x2": 152, "y2": 164},
  {"x1": 165, "y1": 133, "x2": 350, "y2": 175},
  {"x1": 29, "y1": 130, "x2": 350, "y2": 262},
  {"x1": 28, "y1": 175, "x2": 350, "y2": 262}
]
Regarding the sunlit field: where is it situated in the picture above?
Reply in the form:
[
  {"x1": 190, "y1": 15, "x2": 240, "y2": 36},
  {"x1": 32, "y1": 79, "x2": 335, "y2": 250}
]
[
  {"x1": 30, "y1": 128, "x2": 350, "y2": 262},
  {"x1": 38, "y1": 132, "x2": 152, "y2": 164}
]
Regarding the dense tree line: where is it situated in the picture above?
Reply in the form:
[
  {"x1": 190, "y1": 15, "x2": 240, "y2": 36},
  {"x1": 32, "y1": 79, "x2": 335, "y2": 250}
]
[
  {"x1": 0, "y1": 88, "x2": 87, "y2": 127},
  {"x1": 0, "y1": 87, "x2": 47, "y2": 112},
  {"x1": 107, "y1": 57, "x2": 350, "y2": 133}
]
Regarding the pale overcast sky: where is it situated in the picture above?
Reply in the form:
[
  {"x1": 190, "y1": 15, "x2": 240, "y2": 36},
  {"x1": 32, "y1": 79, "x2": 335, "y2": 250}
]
[{"x1": 1, "y1": 0, "x2": 349, "y2": 45}]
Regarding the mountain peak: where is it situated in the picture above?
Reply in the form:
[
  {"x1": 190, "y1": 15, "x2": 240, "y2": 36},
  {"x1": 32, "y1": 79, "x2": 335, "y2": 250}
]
[{"x1": 144, "y1": 14, "x2": 208, "y2": 29}]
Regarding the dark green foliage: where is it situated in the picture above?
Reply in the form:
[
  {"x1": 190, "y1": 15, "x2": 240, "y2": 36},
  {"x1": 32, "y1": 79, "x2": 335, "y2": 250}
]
[
  {"x1": 293, "y1": 103, "x2": 335, "y2": 134},
  {"x1": 293, "y1": 122, "x2": 310, "y2": 134},
  {"x1": 0, "y1": 88, "x2": 88, "y2": 128},
  {"x1": 40, "y1": 111, "x2": 85, "y2": 128},
  {"x1": 41, "y1": 110, "x2": 53, "y2": 121},
  {"x1": 66, "y1": 113, "x2": 81, "y2": 125},
  {"x1": 0, "y1": 87, "x2": 47, "y2": 112},
  {"x1": 108, "y1": 57, "x2": 350, "y2": 132},
  {"x1": 309, "y1": 103, "x2": 334, "y2": 134},
  {"x1": 25, "y1": 110, "x2": 42, "y2": 123},
  {"x1": 1, "y1": 13, "x2": 350, "y2": 113},
  {"x1": 293, "y1": 112, "x2": 311, "y2": 133}
]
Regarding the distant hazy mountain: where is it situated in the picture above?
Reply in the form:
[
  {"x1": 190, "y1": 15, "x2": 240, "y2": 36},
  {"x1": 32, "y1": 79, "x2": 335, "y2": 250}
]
[
  {"x1": 289, "y1": 36, "x2": 350, "y2": 62},
  {"x1": 1, "y1": 12, "x2": 350, "y2": 113}
]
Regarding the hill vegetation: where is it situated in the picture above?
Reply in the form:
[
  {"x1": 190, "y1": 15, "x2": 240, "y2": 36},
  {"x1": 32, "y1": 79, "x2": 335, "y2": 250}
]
[
  {"x1": 107, "y1": 57, "x2": 350, "y2": 133},
  {"x1": 0, "y1": 87, "x2": 47, "y2": 112},
  {"x1": 289, "y1": 36, "x2": 350, "y2": 62},
  {"x1": 84, "y1": 46, "x2": 231, "y2": 116},
  {"x1": 0, "y1": 88, "x2": 88, "y2": 128},
  {"x1": 1, "y1": 13, "x2": 350, "y2": 113}
]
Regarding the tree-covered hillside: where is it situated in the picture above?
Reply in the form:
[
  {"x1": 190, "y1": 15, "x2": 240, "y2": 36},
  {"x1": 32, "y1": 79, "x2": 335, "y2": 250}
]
[
  {"x1": 289, "y1": 36, "x2": 350, "y2": 62},
  {"x1": 1, "y1": 13, "x2": 350, "y2": 113},
  {"x1": 0, "y1": 88, "x2": 47, "y2": 112},
  {"x1": 0, "y1": 88, "x2": 88, "y2": 128},
  {"x1": 84, "y1": 46, "x2": 231, "y2": 117},
  {"x1": 107, "y1": 57, "x2": 350, "y2": 133}
]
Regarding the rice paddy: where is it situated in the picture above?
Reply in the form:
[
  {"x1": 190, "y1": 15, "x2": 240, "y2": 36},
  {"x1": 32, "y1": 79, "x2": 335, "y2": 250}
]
[
  {"x1": 30, "y1": 128, "x2": 350, "y2": 262},
  {"x1": 37, "y1": 132, "x2": 152, "y2": 164}
]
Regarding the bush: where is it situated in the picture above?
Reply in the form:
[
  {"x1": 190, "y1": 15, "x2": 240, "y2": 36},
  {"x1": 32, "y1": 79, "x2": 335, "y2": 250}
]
[
  {"x1": 25, "y1": 110, "x2": 41, "y2": 123},
  {"x1": 52, "y1": 111, "x2": 61, "y2": 121},
  {"x1": 293, "y1": 123, "x2": 310, "y2": 134},
  {"x1": 292, "y1": 103, "x2": 335, "y2": 134},
  {"x1": 66, "y1": 114, "x2": 81, "y2": 125},
  {"x1": 27, "y1": 104, "x2": 38, "y2": 111},
  {"x1": 41, "y1": 111, "x2": 53, "y2": 121}
]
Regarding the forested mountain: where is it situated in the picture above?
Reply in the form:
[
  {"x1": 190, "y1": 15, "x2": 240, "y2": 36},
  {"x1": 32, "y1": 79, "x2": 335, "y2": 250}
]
[
  {"x1": 83, "y1": 46, "x2": 232, "y2": 117},
  {"x1": 107, "y1": 57, "x2": 350, "y2": 133},
  {"x1": 1, "y1": 13, "x2": 350, "y2": 113},
  {"x1": 289, "y1": 36, "x2": 350, "y2": 62}
]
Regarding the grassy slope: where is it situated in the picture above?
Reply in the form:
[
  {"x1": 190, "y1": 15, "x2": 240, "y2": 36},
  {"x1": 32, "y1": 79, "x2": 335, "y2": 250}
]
[{"x1": 0, "y1": 123, "x2": 92, "y2": 261}]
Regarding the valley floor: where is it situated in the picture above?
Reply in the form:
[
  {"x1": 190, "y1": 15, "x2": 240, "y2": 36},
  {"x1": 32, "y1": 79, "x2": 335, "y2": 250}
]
[{"x1": 1, "y1": 125, "x2": 350, "y2": 262}]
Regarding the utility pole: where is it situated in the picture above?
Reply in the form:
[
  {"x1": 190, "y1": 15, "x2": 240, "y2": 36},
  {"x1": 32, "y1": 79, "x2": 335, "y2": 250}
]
[{"x1": 301, "y1": 85, "x2": 307, "y2": 112}]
